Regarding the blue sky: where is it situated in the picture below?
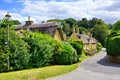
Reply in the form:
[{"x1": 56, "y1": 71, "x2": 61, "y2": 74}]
[{"x1": 0, "y1": 0, "x2": 120, "y2": 24}]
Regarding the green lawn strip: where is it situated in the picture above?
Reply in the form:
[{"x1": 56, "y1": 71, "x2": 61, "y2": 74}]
[
  {"x1": 0, "y1": 64, "x2": 78, "y2": 80},
  {"x1": 0, "y1": 54, "x2": 89, "y2": 80}
]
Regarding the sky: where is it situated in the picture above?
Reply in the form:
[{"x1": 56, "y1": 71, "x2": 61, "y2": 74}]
[{"x1": 0, "y1": 0, "x2": 120, "y2": 24}]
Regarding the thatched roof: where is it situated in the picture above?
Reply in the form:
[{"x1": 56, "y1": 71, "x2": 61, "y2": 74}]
[
  {"x1": 28, "y1": 22, "x2": 58, "y2": 28},
  {"x1": 14, "y1": 25, "x2": 23, "y2": 30},
  {"x1": 27, "y1": 22, "x2": 59, "y2": 37}
]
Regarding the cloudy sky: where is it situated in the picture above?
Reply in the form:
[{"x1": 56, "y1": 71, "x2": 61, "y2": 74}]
[{"x1": 0, "y1": 0, "x2": 120, "y2": 24}]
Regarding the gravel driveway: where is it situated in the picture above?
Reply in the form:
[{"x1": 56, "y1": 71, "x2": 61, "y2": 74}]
[{"x1": 48, "y1": 48, "x2": 120, "y2": 80}]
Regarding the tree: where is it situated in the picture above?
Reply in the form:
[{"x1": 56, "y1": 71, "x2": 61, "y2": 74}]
[
  {"x1": 11, "y1": 20, "x2": 21, "y2": 25},
  {"x1": 64, "y1": 18, "x2": 76, "y2": 28},
  {"x1": 111, "y1": 20, "x2": 120, "y2": 33},
  {"x1": 88, "y1": 18, "x2": 98, "y2": 28},
  {"x1": 91, "y1": 19, "x2": 109, "y2": 46},
  {"x1": 0, "y1": 19, "x2": 30, "y2": 72},
  {"x1": 77, "y1": 18, "x2": 89, "y2": 29},
  {"x1": 108, "y1": 24, "x2": 113, "y2": 30},
  {"x1": 79, "y1": 27, "x2": 88, "y2": 34}
]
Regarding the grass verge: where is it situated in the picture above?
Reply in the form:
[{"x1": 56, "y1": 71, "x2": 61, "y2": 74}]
[
  {"x1": 0, "y1": 64, "x2": 78, "y2": 80},
  {"x1": 0, "y1": 54, "x2": 89, "y2": 80}
]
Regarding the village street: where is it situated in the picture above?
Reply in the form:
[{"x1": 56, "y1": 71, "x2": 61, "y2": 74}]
[{"x1": 48, "y1": 48, "x2": 120, "y2": 80}]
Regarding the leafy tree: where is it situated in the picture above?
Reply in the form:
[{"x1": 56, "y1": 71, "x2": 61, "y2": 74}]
[
  {"x1": 77, "y1": 18, "x2": 89, "y2": 29},
  {"x1": 88, "y1": 18, "x2": 98, "y2": 28},
  {"x1": 47, "y1": 19, "x2": 61, "y2": 23},
  {"x1": 111, "y1": 20, "x2": 120, "y2": 34},
  {"x1": 11, "y1": 20, "x2": 21, "y2": 25},
  {"x1": 0, "y1": 19, "x2": 30, "y2": 72},
  {"x1": 91, "y1": 19, "x2": 109, "y2": 46},
  {"x1": 79, "y1": 27, "x2": 88, "y2": 34},
  {"x1": 108, "y1": 24, "x2": 113, "y2": 30},
  {"x1": 64, "y1": 18, "x2": 76, "y2": 28},
  {"x1": 62, "y1": 22, "x2": 72, "y2": 36}
]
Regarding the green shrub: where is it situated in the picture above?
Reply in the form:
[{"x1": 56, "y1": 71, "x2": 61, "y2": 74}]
[
  {"x1": 106, "y1": 34, "x2": 120, "y2": 56},
  {"x1": 22, "y1": 31, "x2": 55, "y2": 68},
  {"x1": 52, "y1": 42, "x2": 78, "y2": 65},
  {"x1": 9, "y1": 31, "x2": 30, "y2": 71},
  {"x1": 96, "y1": 43, "x2": 102, "y2": 51},
  {"x1": 68, "y1": 40, "x2": 84, "y2": 55},
  {"x1": 0, "y1": 28, "x2": 30, "y2": 72},
  {"x1": 112, "y1": 20, "x2": 120, "y2": 32}
]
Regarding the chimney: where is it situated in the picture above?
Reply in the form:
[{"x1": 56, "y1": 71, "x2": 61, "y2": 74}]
[
  {"x1": 75, "y1": 27, "x2": 79, "y2": 34},
  {"x1": 25, "y1": 16, "x2": 33, "y2": 25},
  {"x1": 73, "y1": 27, "x2": 75, "y2": 32}
]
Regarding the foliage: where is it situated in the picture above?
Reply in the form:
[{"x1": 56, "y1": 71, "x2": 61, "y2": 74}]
[
  {"x1": 108, "y1": 24, "x2": 113, "y2": 30},
  {"x1": 11, "y1": 20, "x2": 21, "y2": 25},
  {"x1": 52, "y1": 42, "x2": 78, "y2": 65},
  {"x1": 88, "y1": 18, "x2": 99, "y2": 28},
  {"x1": 62, "y1": 22, "x2": 72, "y2": 36},
  {"x1": 0, "y1": 27, "x2": 30, "y2": 72},
  {"x1": 9, "y1": 31, "x2": 30, "y2": 71},
  {"x1": 112, "y1": 20, "x2": 120, "y2": 32},
  {"x1": 64, "y1": 18, "x2": 77, "y2": 28},
  {"x1": 96, "y1": 43, "x2": 102, "y2": 51},
  {"x1": 68, "y1": 40, "x2": 84, "y2": 55},
  {"x1": 77, "y1": 18, "x2": 89, "y2": 29},
  {"x1": 106, "y1": 34, "x2": 120, "y2": 56},
  {"x1": 21, "y1": 31, "x2": 54, "y2": 68},
  {"x1": 91, "y1": 19, "x2": 109, "y2": 46},
  {"x1": 79, "y1": 27, "x2": 88, "y2": 34}
]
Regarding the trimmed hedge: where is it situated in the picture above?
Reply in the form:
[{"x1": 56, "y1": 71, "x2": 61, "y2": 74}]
[
  {"x1": 52, "y1": 42, "x2": 78, "y2": 65},
  {"x1": 68, "y1": 40, "x2": 84, "y2": 55},
  {"x1": 106, "y1": 34, "x2": 120, "y2": 56}
]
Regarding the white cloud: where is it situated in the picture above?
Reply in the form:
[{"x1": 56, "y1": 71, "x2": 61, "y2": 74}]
[
  {"x1": 1, "y1": 0, "x2": 120, "y2": 24},
  {"x1": 0, "y1": 10, "x2": 26, "y2": 23}
]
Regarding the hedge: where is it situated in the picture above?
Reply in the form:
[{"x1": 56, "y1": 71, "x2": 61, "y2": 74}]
[
  {"x1": 68, "y1": 40, "x2": 84, "y2": 55},
  {"x1": 106, "y1": 34, "x2": 120, "y2": 56},
  {"x1": 51, "y1": 42, "x2": 78, "y2": 65}
]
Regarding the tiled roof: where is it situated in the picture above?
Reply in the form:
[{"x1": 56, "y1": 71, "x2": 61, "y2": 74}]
[{"x1": 77, "y1": 34, "x2": 98, "y2": 44}]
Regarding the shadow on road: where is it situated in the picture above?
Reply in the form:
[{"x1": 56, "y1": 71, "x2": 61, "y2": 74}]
[{"x1": 97, "y1": 55, "x2": 120, "y2": 68}]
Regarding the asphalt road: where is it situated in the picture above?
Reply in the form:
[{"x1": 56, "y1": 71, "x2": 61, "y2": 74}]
[{"x1": 48, "y1": 48, "x2": 120, "y2": 80}]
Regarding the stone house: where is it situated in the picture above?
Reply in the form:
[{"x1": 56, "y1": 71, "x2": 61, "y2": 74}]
[
  {"x1": 15, "y1": 17, "x2": 65, "y2": 41},
  {"x1": 69, "y1": 27, "x2": 98, "y2": 53}
]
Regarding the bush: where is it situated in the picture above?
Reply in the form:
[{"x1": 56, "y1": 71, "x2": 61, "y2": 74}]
[
  {"x1": 9, "y1": 31, "x2": 30, "y2": 71},
  {"x1": 68, "y1": 40, "x2": 84, "y2": 55},
  {"x1": 52, "y1": 42, "x2": 78, "y2": 65},
  {"x1": 106, "y1": 34, "x2": 120, "y2": 56},
  {"x1": 22, "y1": 32, "x2": 55, "y2": 68},
  {"x1": 96, "y1": 43, "x2": 102, "y2": 51},
  {"x1": 0, "y1": 28, "x2": 30, "y2": 72}
]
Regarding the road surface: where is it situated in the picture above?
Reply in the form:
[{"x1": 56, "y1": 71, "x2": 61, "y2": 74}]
[{"x1": 48, "y1": 48, "x2": 120, "y2": 80}]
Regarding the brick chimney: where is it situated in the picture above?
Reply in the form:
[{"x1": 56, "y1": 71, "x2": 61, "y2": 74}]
[
  {"x1": 25, "y1": 16, "x2": 33, "y2": 25},
  {"x1": 23, "y1": 16, "x2": 33, "y2": 30},
  {"x1": 75, "y1": 27, "x2": 79, "y2": 34}
]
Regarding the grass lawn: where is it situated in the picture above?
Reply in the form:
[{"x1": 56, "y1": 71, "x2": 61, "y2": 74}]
[
  {"x1": 0, "y1": 54, "x2": 89, "y2": 80},
  {"x1": 0, "y1": 64, "x2": 78, "y2": 80}
]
